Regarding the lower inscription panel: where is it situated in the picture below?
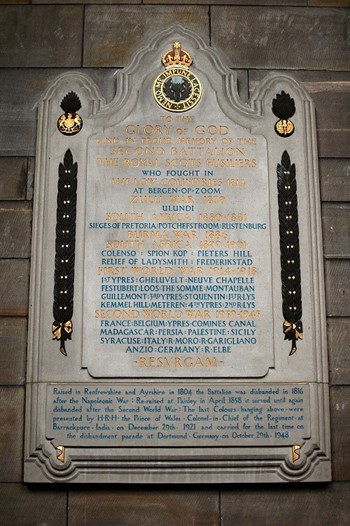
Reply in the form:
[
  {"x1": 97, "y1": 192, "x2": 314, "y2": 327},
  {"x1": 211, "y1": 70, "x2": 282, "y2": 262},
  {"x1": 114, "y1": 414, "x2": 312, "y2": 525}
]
[{"x1": 47, "y1": 383, "x2": 310, "y2": 447}]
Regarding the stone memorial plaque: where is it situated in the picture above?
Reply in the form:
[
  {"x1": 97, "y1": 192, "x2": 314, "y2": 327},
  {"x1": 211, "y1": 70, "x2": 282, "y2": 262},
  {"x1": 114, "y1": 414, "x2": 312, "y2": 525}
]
[{"x1": 25, "y1": 26, "x2": 331, "y2": 483}]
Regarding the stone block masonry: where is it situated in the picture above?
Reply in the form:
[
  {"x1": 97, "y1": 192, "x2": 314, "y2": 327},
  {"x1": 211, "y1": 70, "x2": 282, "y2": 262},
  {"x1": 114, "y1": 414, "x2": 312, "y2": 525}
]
[{"x1": 0, "y1": 1, "x2": 349, "y2": 524}]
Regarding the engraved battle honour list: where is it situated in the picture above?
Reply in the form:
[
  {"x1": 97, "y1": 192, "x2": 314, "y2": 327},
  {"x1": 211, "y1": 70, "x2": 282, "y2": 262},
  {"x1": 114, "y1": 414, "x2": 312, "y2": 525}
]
[{"x1": 83, "y1": 117, "x2": 273, "y2": 379}]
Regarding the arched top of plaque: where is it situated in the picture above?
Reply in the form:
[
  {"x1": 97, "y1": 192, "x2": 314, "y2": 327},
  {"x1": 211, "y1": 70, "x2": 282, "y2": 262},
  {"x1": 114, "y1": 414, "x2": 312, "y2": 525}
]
[
  {"x1": 37, "y1": 25, "x2": 315, "y2": 136},
  {"x1": 96, "y1": 25, "x2": 257, "y2": 127},
  {"x1": 81, "y1": 25, "x2": 313, "y2": 133}
]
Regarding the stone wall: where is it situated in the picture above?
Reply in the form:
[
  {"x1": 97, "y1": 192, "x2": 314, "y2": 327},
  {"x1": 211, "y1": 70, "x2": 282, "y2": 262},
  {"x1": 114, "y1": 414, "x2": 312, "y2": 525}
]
[{"x1": 0, "y1": 1, "x2": 349, "y2": 524}]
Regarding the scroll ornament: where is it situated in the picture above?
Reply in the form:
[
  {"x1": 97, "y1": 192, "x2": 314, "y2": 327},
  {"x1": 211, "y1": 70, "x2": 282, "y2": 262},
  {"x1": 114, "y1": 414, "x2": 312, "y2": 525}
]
[
  {"x1": 52, "y1": 150, "x2": 77, "y2": 355},
  {"x1": 277, "y1": 151, "x2": 303, "y2": 355}
]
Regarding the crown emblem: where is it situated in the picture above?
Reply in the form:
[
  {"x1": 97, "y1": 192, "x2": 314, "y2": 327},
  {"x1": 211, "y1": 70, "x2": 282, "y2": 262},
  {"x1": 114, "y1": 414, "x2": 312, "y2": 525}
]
[
  {"x1": 154, "y1": 42, "x2": 201, "y2": 112},
  {"x1": 162, "y1": 42, "x2": 192, "y2": 69}
]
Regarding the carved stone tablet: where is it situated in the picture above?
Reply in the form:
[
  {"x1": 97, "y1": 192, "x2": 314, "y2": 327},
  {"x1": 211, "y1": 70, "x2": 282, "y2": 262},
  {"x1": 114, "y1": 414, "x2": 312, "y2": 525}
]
[{"x1": 24, "y1": 26, "x2": 331, "y2": 483}]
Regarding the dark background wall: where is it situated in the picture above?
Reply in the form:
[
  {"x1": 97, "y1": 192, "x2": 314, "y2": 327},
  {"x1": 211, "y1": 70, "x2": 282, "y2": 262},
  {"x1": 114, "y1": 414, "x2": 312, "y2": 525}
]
[{"x1": 0, "y1": 1, "x2": 349, "y2": 525}]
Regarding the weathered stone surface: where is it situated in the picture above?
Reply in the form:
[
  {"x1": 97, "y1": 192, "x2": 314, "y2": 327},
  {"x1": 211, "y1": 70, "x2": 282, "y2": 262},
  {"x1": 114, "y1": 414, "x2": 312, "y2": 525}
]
[
  {"x1": 0, "y1": 0, "x2": 29, "y2": 3},
  {"x1": 235, "y1": 70, "x2": 249, "y2": 103},
  {"x1": 0, "y1": 7, "x2": 83, "y2": 67},
  {"x1": 0, "y1": 203, "x2": 32, "y2": 258},
  {"x1": 0, "y1": 69, "x2": 117, "y2": 155},
  {"x1": 0, "y1": 318, "x2": 27, "y2": 386},
  {"x1": 0, "y1": 70, "x2": 43, "y2": 155},
  {"x1": 0, "y1": 260, "x2": 30, "y2": 316},
  {"x1": 309, "y1": 0, "x2": 350, "y2": 6},
  {"x1": 320, "y1": 159, "x2": 350, "y2": 201},
  {"x1": 322, "y1": 204, "x2": 350, "y2": 258},
  {"x1": 0, "y1": 158, "x2": 27, "y2": 200},
  {"x1": 0, "y1": 387, "x2": 24, "y2": 482},
  {"x1": 300, "y1": 75, "x2": 350, "y2": 158},
  {"x1": 83, "y1": 6, "x2": 209, "y2": 67},
  {"x1": 317, "y1": 131, "x2": 350, "y2": 159},
  {"x1": 330, "y1": 386, "x2": 350, "y2": 480},
  {"x1": 0, "y1": 483, "x2": 66, "y2": 525},
  {"x1": 212, "y1": 7, "x2": 350, "y2": 71},
  {"x1": 327, "y1": 318, "x2": 350, "y2": 385},
  {"x1": 33, "y1": 0, "x2": 139, "y2": 3},
  {"x1": 221, "y1": 482, "x2": 350, "y2": 525},
  {"x1": 26, "y1": 158, "x2": 35, "y2": 201},
  {"x1": 144, "y1": 0, "x2": 306, "y2": 4},
  {"x1": 325, "y1": 260, "x2": 350, "y2": 317},
  {"x1": 68, "y1": 490, "x2": 219, "y2": 526},
  {"x1": 249, "y1": 71, "x2": 350, "y2": 158}
]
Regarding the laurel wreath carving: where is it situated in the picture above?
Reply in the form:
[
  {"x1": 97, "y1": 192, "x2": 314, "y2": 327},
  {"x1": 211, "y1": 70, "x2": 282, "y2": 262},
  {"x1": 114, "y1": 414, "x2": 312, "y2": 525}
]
[
  {"x1": 277, "y1": 151, "x2": 303, "y2": 355},
  {"x1": 52, "y1": 149, "x2": 77, "y2": 356}
]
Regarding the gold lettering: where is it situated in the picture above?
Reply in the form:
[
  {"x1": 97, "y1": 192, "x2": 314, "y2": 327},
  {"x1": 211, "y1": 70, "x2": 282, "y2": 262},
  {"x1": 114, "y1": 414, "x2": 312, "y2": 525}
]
[
  {"x1": 98, "y1": 267, "x2": 126, "y2": 275},
  {"x1": 143, "y1": 309, "x2": 182, "y2": 319},
  {"x1": 195, "y1": 125, "x2": 229, "y2": 135},
  {"x1": 111, "y1": 178, "x2": 129, "y2": 185},
  {"x1": 179, "y1": 267, "x2": 203, "y2": 276},
  {"x1": 105, "y1": 212, "x2": 144, "y2": 221},
  {"x1": 95, "y1": 309, "x2": 140, "y2": 319},
  {"x1": 134, "y1": 356, "x2": 218, "y2": 368},
  {"x1": 186, "y1": 309, "x2": 211, "y2": 319},
  {"x1": 131, "y1": 266, "x2": 173, "y2": 276}
]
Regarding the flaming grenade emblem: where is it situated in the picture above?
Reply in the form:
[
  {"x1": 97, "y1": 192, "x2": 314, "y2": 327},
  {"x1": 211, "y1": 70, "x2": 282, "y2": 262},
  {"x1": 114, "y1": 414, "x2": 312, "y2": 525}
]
[
  {"x1": 57, "y1": 92, "x2": 83, "y2": 136},
  {"x1": 272, "y1": 91, "x2": 295, "y2": 138}
]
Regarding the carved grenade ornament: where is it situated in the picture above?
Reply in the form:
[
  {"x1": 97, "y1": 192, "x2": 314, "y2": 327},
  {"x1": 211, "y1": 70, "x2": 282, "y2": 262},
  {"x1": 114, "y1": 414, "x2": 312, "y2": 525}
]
[
  {"x1": 272, "y1": 91, "x2": 295, "y2": 138},
  {"x1": 57, "y1": 92, "x2": 83, "y2": 136}
]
